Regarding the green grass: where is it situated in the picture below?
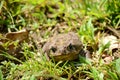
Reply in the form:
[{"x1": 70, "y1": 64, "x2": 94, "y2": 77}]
[{"x1": 0, "y1": 0, "x2": 120, "y2": 79}]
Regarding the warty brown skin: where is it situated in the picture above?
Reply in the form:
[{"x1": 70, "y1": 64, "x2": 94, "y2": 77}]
[{"x1": 43, "y1": 32, "x2": 83, "y2": 61}]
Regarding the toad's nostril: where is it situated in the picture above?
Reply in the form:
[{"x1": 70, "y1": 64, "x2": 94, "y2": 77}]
[{"x1": 51, "y1": 47, "x2": 57, "y2": 53}]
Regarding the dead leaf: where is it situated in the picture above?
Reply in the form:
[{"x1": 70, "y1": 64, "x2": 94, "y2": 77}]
[
  {"x1": 113, "y1": 49, "x2": 120, "y2": 59},
  {"x1": 102, "y1": 35, "x2": 120, "y2": 60},
  {"x1": 5, "y1": 29, "x2": 29, "y2": 42},
  {"x1": 103, "y1": 56, "x2": 114, "y2": 64},
  {"x1": 102, "y1": 35, "x2": 120, "y2": 50},
  {"x1": 0, "y1": 29, "x2": 29, "y2": 62}
]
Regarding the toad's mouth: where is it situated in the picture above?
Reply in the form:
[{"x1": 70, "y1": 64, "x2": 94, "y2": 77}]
[{"x1": 49, "y1": 52, "x2": 80, "y2": 61}]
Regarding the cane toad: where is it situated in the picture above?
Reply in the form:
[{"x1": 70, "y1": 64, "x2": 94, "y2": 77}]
[{"x1": 43, "y1": 32, "x2": 83, "y2": 61}]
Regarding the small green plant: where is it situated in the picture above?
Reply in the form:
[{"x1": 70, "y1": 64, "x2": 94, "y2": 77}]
[
  {"x1": 85, "y1": 67, "x2": 104, "y2": 80},
  {"x1": 4, "y1": 55, "x2": 67, "y2": 80},
  {"x1": 78, "y1": 18, "x2": 97, "y2": 50},
  {"x1": 0, "y1": 67, "x2": 3, "y2": 80},
  {"x1": 113, "y1": 58, "x2": 120, "y2": 78}
]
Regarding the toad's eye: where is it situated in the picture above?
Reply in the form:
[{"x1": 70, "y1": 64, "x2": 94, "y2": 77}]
[
  {"x1": 67, "y1": 44, "x2": 74, "y2": 50},
  {"x1": 51, "y1": 47, "x2": 57, "y2": 53}
]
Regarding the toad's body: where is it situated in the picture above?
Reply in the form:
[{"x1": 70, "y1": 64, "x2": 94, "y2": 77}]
[{"x1": 43, "y1": 32, "x2": 83, "y2": 61}]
